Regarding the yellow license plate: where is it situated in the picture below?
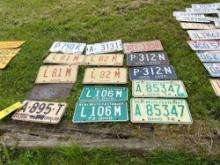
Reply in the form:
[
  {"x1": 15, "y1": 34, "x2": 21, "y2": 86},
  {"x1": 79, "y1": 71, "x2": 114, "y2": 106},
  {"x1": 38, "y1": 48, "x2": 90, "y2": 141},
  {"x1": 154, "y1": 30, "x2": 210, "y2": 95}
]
[
  {"x1": 0, "y1": 41, "x2": 25, "y2": 49},
  {"x1": 0, "y1": 49, "x2": 20, "y2": 69},
  {"x1": 0, "y1": 102, "x2": 22, "y2": 120}
]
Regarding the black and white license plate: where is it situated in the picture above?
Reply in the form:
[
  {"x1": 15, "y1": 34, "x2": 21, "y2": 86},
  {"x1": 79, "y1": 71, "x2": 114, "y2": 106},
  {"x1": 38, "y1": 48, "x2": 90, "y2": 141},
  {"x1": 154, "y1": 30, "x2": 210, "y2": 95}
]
[
  {"x1": 129, "y1": 65, "x2": 177, "y2": 80},
  {"x1": 127, "y1": 52, "x2": 169, "y2": 66}
]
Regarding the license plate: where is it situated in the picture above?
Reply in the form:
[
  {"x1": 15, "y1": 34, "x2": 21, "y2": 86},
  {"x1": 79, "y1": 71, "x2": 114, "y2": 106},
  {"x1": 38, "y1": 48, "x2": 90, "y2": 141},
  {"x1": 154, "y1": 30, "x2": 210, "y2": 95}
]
[
  {"x1": 173, "y1": 11, "x2": 205, "y2": 18},
  {"x1": 83, "y1": 67, "x2": 128, "y2": 84},
  {"x1": 84, "y1": 54, "x2": 124, "y2": 66},
  {"x1": 186, "y1": 8, "x2": 219, "y2": 14},
  {"x1": 129, "y1": 65, "x2": 177, "y2": 80},
  {"x1": 187, "y1": 30, "x2": 220, "y2": 40},
  {"x1": 215, "y1": 21, "x2": 220, "y2": 28},
  {"x1": 210, "y1": 79, "x2": 220, "y2": 97},
  {"x1": 86, "y1": 40, "x2": 123, "y2": 55},
  {"x1": 0, "y1": 102, "x2": 22, "y2": 120},
  {"x1": 123, "y1": 40, "x2": 163, "y2": 54},
  {"x1": 0, "y1": 41, "x2": 25, "y2": 49},
  {"x1": 12, "y1": 100, "x2": 67, "y2": 124},
  {"x1": 49, "y1": 41, "x2": 86, "y2": 54},
  {"x1": 80, "y1": 86, "x2": 128, "y2": 102},
  {"x1": 130, "y1": 98, "x2": 192, "y2": 124},
  {"x1": 132, "y1": 80, "x2": 188, "y2": 98},
  {"x1": 188, "y1": 40, "x2": 220, "y2": 51},
  {"x1": 204, "y1": 17, "x2": 220, "y2": 22},
  {"x1": 176, "y1": 17, "x2": 210, "y2": 23},
  {"x1": 192, "y1": 3, "x2": 220, "y2": 9},
  {"x1": 72, "y1": 101, "x2": 128, "y2": 123},
  {"x1": 43, "y1": 53, "x2": 85, "y2": 65},
  {"x1": 27, "y1": 84, "x2": 73, "y2": 100},
  {"x1": 203, "y1": 63, "x2": 220, "y2": 77},
  {"x1": 196, "y1": 51, "x2": 220, "y2": 62},
  {"x1": 35, "y1": 65, "x2": 78, "y2": 84},
  {"x1": 127, "y1": 52, "x2": 169, "y2": 66},
  {"x1": 0, "y1": 49, "x2": 20, "y2": 69},
  {"x1": 180, "y1": 23, "x2": 215, "y2": 30}
]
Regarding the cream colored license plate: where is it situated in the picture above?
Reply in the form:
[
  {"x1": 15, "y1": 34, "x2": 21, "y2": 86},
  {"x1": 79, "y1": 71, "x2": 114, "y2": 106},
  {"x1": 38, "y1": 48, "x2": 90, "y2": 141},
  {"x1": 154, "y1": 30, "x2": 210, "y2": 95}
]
[
  {"x1": 0, "y1": 41, "x2": 25, "y2": 49},
  {"x1": 83, "y1": 67, "x2": 127, "y2": 84},
  {"x1": 84, "y1": 54, "x2": 124, "y2": 66},
  {"x1": 35, "y1": 65, "x2": 78, "y2": 84},
  {"x1": 210, "y1": 79, "x2": 220, "y2": 97}
]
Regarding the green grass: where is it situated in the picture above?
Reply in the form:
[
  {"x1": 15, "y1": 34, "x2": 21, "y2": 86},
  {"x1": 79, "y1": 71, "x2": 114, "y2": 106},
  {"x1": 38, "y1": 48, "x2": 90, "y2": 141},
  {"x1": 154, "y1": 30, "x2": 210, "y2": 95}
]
[{"x1": 1, "y1": 147, "x2": 220, "y2": 165}]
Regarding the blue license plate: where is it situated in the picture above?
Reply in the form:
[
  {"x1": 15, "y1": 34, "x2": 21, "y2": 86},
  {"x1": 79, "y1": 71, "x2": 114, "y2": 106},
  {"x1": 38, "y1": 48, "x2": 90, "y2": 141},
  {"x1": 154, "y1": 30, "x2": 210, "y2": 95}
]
[
  {"x1": 129, "y1": 65, "x2": 177, "y2": 80},
  {"x1": 203, "y1": 63, "x2": 220, "y2": 77}
]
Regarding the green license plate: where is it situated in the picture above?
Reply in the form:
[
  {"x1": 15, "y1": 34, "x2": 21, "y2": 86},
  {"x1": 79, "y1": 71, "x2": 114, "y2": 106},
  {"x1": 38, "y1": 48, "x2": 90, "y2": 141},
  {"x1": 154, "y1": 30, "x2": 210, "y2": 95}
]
[
  {"x1": 132, "y1": 80, "x2": 188, "y2": 98},
  {"x1": 79, "y1": 86, "x2": 128, "y2": 102},
  {"x1": 72, "y1": 101, "x2": 128, "y2": 123},
  {"x1": 130, "y1": 98, "x2": 192, "y2": 124}
]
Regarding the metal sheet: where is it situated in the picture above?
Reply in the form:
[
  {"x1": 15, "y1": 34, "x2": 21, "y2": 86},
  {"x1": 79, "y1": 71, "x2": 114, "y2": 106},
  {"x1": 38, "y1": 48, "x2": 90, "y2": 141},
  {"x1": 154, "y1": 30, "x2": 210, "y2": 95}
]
[
  {"x1": 180, "y1": 23, "x2": 215, "y2": 30},
  {"x1": 72, "y1": 101, "x2": 128, "y2": 123},
  {"x1": 35, "y1": 65, "x2": 78, "y2": 84},
  {"x1": 86, "y1": 40, "x2": 123, "y2": 55},
  {"x1": 188, "y1": 40, "x2": 220, "y2": 51},
  {"x1": 84, "y1": 54, "x2": 124, "y2": 66},
  {"x1": 127, "y1": 52, "x2": 169, "y2": 66},
  {"x1": 132, "y1": 80, "x2": 188, "y2": 98},
  {"x1": 173, "y1": 12, "x2": 205, "y2": 18},
  {"x1": 43, "y1": 53, "x2": 85, "y2": 65},
  {"x1": 27, "y1": 84, "x2": 73, "y2": 100},
  {"x1": 0, "y1": 49, "x2": 21, "y2": 69},
  {"x1": 130, "y1": 98, "x2": 193, "y2": 124},
  {"x1": 186, "y1": 8, "x2": 219, "y2": 14},
  {"x1": 83, "y1": 67, "x2": 128, "y2": 84},
  {"x1": 12, "y1": 100, "x2": 67, "y2": 124},
  {"x1": 129, "y1": 65, "x2": 177, "y2": 80},
  {"x1": 196, "y1": 51, "x2": 220, "y2": 62},
  {"x1": 210, "y1": 79, "x2": 220, "y2": 97},
  {"x1": 203, "y1": 63, "x2": 220, "y2": 77},
  {"x1": 80, "y1": 86, "x2": 128, "y2": 102},
  {"x1": 0, "y1": 102, "x2": 22, "y2": 120},
  {"x1": 49, "y1": 41, "x2": 86, "y2": 54},
  {"x1": 176, "y1": 16, "x2": 210, "y2": 23},
  {"x1": 0, "y1": 41, "x2": 25, "y2": 49},
  {"x1": 123, "y1": 40, "x2": 163, "y2": 54},
  {"x1": 188, "y1": 30, "x2": 220, "y2": 40}
]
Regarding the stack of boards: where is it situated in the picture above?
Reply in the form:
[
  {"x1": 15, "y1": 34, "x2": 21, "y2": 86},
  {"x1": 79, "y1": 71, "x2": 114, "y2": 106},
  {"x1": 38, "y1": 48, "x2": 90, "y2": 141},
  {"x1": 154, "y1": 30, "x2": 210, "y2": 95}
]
[
  {"x1": 174, "y1": 2, "x2": 220, "y2": 97},
  {"x1": 1, "y1": 39, "x2": 193, "y2": 125}
]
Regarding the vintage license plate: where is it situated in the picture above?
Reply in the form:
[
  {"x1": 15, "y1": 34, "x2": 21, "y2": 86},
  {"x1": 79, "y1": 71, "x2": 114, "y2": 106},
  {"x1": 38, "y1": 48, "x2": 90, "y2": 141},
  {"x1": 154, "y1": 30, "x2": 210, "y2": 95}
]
[
  {"x1": 130, "y1": 98, "x2": 192, "y2": 124},
  {"x1": 84, "y1": 54, "x2": 124, "y2": 66},
  {"x1": 27, "y1": 84, "x2": 73, "y2": 100},
  {"x1": 173, "y1": 11, "x2": 205, "y2": 18},
  {"x1": 12, "y1": 100, "x2": 67, "y2": 124},
  {"x1": 188, "y1": 40, "x2": 220, "y2": 51},
  {"x1": 49, "y1": 41, "x2": 86, "y2": 54},
  {"x1": 210, "y1": 79, "x2": 220, "y2": 97},
  {"x1": 192, "y1": 3, "x2": 220, "y2": 9},
  {"x1": 215, "y1": 21, "x2": 220, "y2": 28},
  {"x1": 123, "y1": 40, "x2": 163, "y2": 54},
  {"x1": 0, "y1": 102, "x2": 22, "y2": 120},
  {"x1": 204, "y1": 16, "x2": 220, "y2": 22},
  {"x1": 129, "y1": 65, "x2": 177, "y2": 80},
  {"x1": 86, "y1": 40, "x2": 123, "y2": 55},
  {"x1": 73, "y1": 101, "x2": 128, "y2": 123},
  {"x1": 196, "y1": 51, "x2": 220, "y2": 62},
  {"x1": 80, "y1": 86, "x2": 128, "y2": 102},
  {"x1": 186, "y1": 8, "x2": 219, "y2": 14},
  {"x1": 188, "y1": 30, "x2": 220, "y2": 40},
  {"x1": 35, "y1": 65, "x2": 78, "y2": 84},
  {"x1": 83, "y1": 67, "x2": 128, "y2": 84},
  {"x1": 176, "y1": 16, "x2": 210, "y2": 23},
  {"x1": 0, "y1": 41, "x2": 25, "y2": 49},
  {"x1": 180, "y1": 23, "x2": 215, "y2": 30},
  {"x1": 132, "y1": 80, "x2": 188, "y2": 98},
  {"x1": 0, "y1": 49, "x2": 20, "y2": 69},
  {"x1": 43, "y1": 53, "x2": 85, "y2": 65},
  {"x1": 203, "y1": 63, "x2": 220, "y2": 77},
  {"x1": 127, "y1": 52, "x2": 169, "y2": 66}
]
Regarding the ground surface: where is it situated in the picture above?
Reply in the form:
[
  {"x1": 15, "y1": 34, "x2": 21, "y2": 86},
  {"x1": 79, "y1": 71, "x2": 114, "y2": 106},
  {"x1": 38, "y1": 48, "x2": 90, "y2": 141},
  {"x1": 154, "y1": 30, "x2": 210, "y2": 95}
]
[{"x1": 0, "y1": 0, "x2": 220, "y2": 164}]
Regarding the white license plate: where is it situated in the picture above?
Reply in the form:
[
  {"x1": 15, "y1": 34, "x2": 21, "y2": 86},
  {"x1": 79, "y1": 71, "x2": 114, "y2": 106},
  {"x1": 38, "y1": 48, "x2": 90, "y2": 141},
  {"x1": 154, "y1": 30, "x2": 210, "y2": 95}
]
[
  {"x1": 86, "y1": 40, "x2": 123, "y2": 55},
  {"x1": 188, "y1": 40, "x2": 220, "y2": 51},
  {"x1": 203, "y1": 63, "x2": 220, "y2": 77},
  {"x1": 130, "y1": 98, "x2": 192, "y2": 124},
  {"x1": 83, "y1": 67, "x2": 127, "y2": 84},
  {"x1": 132, "y1": 80, "x2": 188, "y2": 98},
  {"x1": 49, "y1": 41, "x2": 86, "y2": 54},
  {"x1": 12, "y1": 100, "x2": 67, "y2": 124},
  {"x1": 188, "y1": 30, "x2": 220, "y2": 40},
  {"x1": 35, "y1": 65, "x2": 78, "y2": 84},
  {"x1": 173, "y1": 11, "x2": 205, "y2": 18},
  {"x1": 176, "y1": 16, "x2": 210, "y2": 23},
  {"x1": 186, "y1": 8, "x2": 219, "y2": 14}
]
